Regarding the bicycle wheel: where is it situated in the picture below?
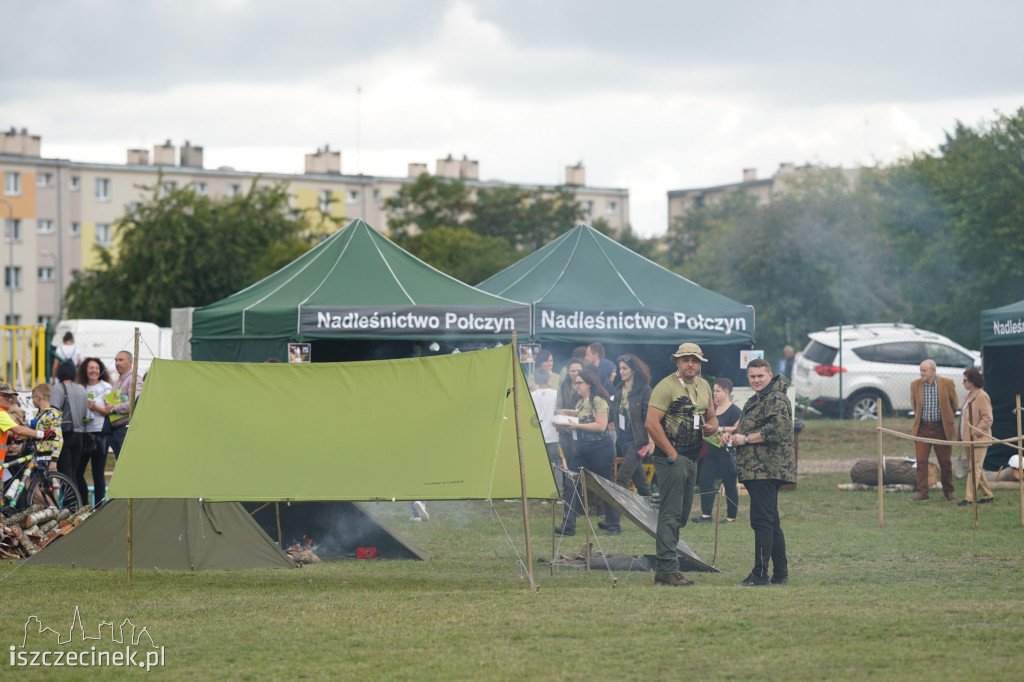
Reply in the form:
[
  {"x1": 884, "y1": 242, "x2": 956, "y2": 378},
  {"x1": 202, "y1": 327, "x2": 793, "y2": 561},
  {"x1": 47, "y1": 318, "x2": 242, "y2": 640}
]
[{"x1": 27, "y1": 471, "x2": 82, "y2": 515}]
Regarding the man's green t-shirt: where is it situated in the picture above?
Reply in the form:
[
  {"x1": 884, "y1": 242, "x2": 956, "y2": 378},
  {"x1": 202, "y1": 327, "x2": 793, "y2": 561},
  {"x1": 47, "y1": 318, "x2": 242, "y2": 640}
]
[{"x1": 648, "y1": 374, "x2": 713, "y2": 459}]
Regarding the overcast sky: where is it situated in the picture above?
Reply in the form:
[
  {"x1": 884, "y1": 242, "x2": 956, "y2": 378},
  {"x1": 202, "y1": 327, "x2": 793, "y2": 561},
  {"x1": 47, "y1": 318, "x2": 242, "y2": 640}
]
[{"x1": 4, "y1": 0, "x2": 1022, "y2": 236}]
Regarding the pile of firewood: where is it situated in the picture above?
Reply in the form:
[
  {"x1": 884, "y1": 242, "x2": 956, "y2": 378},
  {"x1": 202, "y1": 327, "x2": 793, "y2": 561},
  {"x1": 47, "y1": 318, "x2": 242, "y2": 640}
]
[{"x1": 0, "y1": 504, "x2": 94, "y2": 559}]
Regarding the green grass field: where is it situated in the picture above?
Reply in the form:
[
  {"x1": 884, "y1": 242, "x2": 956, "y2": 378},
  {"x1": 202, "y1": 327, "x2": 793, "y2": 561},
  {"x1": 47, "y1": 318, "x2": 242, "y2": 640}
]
[{"x1": 3, "y1": 419, "x2": 1023, "y2": 680}]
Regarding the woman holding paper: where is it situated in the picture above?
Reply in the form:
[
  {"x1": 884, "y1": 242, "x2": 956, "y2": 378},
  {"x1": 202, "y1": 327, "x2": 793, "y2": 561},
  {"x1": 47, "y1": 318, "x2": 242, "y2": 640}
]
[{"x1": 554, "y1": 368, "x2": 620, "y2": 536}]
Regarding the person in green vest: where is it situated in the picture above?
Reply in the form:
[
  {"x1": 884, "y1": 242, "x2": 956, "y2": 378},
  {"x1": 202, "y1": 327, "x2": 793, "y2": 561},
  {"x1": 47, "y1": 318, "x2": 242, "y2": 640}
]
[{"x1": 645, "y1": 343, "x2": 718, "y2": 586}]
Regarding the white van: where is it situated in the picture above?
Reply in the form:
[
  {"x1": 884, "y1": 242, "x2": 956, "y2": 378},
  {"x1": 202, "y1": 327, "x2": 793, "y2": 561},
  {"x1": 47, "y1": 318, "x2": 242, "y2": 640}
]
[{"x1": 53, "y1": 319, "x2": 166, "y2": 379}]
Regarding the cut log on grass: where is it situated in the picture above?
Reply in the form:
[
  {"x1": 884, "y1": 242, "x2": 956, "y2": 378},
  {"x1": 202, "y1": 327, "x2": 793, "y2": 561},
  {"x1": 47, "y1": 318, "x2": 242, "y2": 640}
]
[
  {"x1": 995, "y1": 467, "x2": 1021, "y2": 482},
  {"x1": 851, "y1": 458, "x2": 938, "y2": 486}
]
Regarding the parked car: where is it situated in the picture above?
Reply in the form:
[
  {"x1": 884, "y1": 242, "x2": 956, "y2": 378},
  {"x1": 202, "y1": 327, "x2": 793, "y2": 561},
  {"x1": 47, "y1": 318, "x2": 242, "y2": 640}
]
[{"x1": 793, "y1": 323, "x2": 980, "y2": 420}]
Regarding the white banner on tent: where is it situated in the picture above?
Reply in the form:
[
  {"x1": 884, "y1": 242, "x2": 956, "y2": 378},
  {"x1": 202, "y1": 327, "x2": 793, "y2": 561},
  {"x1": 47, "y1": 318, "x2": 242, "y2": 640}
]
[{"x1": 300, "y1": 305, "x2": 532, "y2": 337}]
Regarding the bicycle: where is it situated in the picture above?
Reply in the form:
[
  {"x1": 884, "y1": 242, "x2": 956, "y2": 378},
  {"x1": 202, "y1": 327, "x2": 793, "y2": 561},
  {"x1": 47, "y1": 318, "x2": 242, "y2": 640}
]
[{"x1": 1, "y1": 439, "x2": 83, "y2": 517}]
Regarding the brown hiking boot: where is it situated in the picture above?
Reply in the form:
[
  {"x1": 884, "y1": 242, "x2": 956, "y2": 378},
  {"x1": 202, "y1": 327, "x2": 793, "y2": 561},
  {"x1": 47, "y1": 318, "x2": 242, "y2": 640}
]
[{"x1": 654, "y1": 572, "x2": 694, "y2": 586}]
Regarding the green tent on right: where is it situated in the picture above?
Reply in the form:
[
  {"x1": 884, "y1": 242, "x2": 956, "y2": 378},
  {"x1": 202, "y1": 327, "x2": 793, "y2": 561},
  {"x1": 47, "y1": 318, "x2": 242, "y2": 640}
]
[
  {"x1": 980, "y1": 298, "x2": 1024, "y2": 470},
  {"x1": 476, "y1": 224, "x2": 755, "y2": 347}
]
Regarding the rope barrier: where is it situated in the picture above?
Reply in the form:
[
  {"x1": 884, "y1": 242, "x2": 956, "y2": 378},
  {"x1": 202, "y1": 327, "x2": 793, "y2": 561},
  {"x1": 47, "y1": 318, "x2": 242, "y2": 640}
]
[
  {"x1": 487, "y1": 499, "x2": 530, "y2": 582},
  {"x1": 876, "y1": 426, "x2": 1024, "y2": 449}
]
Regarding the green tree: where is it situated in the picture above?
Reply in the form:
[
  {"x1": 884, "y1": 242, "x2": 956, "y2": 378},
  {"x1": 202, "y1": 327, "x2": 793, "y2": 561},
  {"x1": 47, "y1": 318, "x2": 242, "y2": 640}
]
[
  {"x1": 874, "y1": 108, "x2": 1024, "y2": 347},
  {"x1": 403, "y1": 226, "x2": 520, "y2": 284},
  {"x1": 382, "y1": 174, "x2": 471, "y2": 245},
  {"x1": 64, "y1": 177, "x2": 321, "y2": 326},
  {"x1": 467, "y1": 185, "x2": 584, "y2": 250},
  {"x1": 674, "y1": 169, "x2": 907, "y2": 354}
]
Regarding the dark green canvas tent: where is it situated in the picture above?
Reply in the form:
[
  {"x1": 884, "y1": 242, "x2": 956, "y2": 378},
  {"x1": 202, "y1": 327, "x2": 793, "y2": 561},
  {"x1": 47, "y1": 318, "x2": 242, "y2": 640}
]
[
  {"x1": 26, "y1": 499, "x2": 296, "y2": 571},
  {"x1": 980, "y1": 300, "x2": 1024, "y2": 468},
  {"x1": 191, "y1": 219, "x2": 532, "y2": 362},
  {"x1": 477, "y1": 224, "x2": 755, "y2": 378},
  {"x1": 476, "y1": 224, "x2": 754, "y2": 345}
]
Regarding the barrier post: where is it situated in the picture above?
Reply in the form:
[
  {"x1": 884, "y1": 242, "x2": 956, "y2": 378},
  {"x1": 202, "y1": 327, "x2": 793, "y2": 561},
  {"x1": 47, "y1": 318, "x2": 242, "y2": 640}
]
[
  {"x1": 1017, "y1": 395, "x2": 1023, "y2": 528},
  {"x1": 877, "y1": 398, "x2": 884, "y2": 527},
  {"x1": 968, "y1": 402, "x2": 978, "y2": 528}
]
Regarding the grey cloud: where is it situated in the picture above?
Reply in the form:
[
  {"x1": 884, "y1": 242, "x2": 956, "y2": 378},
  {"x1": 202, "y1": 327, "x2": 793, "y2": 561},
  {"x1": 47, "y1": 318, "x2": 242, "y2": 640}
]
[
  {"x1": 471, "y1": 0, "x2": 1024, "y2": 105},
  {"x1": 3, "y1": 0, "x2": 443, "y2": 97}
]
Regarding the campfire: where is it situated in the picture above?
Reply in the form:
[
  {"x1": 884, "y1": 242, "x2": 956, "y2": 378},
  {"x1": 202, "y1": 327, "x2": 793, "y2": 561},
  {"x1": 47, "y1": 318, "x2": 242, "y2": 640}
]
[{"x1": 285, "y1": 535, "x2": 321, "y2": 565}]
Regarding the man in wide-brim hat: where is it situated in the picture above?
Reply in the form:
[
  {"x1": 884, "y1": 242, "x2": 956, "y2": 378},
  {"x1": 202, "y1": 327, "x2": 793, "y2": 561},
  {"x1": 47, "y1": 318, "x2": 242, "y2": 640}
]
[{"x1": 645, "y1": 343, "x2": 718, "y2": 587}]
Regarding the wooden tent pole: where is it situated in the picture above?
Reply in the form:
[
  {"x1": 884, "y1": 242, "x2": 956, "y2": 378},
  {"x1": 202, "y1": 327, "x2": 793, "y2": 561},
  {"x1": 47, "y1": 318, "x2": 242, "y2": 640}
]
[
  {"x1": 1017, "y1": 395, "x2": 1023, "y2": 528},
  {"x1": 712, "y1": 483, "x2": 723, "y2": 566},
  {"x1": 550, "y1": 501, "x2": 556, "y2": 576},
  {"x1": 275, "y1": 502, "x2": 283, "y2": 549},
  {"x1": 582, "y1": 469, "x2": 591, "y2": 571},
  {"x1": 877, "y1": 397, "x2": 884, "y2": 528},
  {"x1": 510, "y1": 333, "x2": 537, "y2": 592},
  {"x1": 127, "y1": 327, "x2": 140, "y2": 583},
  {"x1": 968, "y1": 402, "x2": 978, "y2": 529}
]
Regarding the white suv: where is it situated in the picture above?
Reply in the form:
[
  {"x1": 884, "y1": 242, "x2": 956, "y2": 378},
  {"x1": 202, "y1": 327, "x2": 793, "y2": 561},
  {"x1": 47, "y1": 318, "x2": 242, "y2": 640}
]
[{"x1": 793, "y1": 323, "x2": 980, "y2": 420}]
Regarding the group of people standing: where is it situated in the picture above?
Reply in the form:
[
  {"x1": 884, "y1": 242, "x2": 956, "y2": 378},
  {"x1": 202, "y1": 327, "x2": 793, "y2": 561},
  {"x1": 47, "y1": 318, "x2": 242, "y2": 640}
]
[
  {"x1": 0, "y1": 331, "x2": 144, "y2": 508},
  {"x1": 910, "y1": 359, "x2": 997, "y2": 506},
  {"x1": 531, "y1": 341, "x2": 795, "y2": 588}
]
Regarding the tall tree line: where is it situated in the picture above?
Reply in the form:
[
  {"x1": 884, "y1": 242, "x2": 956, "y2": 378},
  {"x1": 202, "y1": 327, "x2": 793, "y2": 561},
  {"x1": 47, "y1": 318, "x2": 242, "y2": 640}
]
[{"x1": 658, "y1": 108, "x2": 1024, "y2": 352}]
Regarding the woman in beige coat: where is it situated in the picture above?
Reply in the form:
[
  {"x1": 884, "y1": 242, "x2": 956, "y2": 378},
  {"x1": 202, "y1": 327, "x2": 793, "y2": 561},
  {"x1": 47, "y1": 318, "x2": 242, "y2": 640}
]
[{"x1": 958, "y1": 368, "x2": 994, "y2": 505}]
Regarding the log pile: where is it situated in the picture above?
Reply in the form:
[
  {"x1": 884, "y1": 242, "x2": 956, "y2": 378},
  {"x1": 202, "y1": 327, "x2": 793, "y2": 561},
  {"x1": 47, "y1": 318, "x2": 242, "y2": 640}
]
[
  {"x1": 850, "y1": 458, "x2": 939, "y2": 487},
  {"x1": 0, "y1": 504, "x2": 93, "y2": 559}
]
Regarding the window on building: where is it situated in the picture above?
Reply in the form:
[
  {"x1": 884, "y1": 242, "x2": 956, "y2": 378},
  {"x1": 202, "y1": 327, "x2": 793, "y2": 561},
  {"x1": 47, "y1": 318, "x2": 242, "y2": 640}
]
[
  {"x1": 5, "y1": 267, "x2": 22, "y2": 290},
  {"x1": 606, "y1": 200, "x2": 618, "y2": 214},
  {"x1": 37, "y1": 172, "x2": 54, "y2": 188},
  {"x1": 4, "y1": 314, "x2": 21, "y2": 325},
  {"x1": 4, "y1": 218, "x2": 21, "y2": 242},
  {"x1": 4, "y1": 172, "x2": 21, "y2": 196},
  {"x1": 37, "y1": 219, "x2": 55, "y2": 234},
  {"x1": 70, "y1": 176, "x2": 80, "y2": 191},
  {"x1": 318, "y1": 189, "x2": 333, "y2": 212},
  {"x1": 581, "y1": 200, "x2": 594, "y2": 220},
  {"x1": 70, "y1": 221, "x2": 80, "y2": 237},
  {"x1": 161, "y1": 181, "x2": 176, "y2": 198},
  {"x1": 37, "y1": 315, "x2": 50, "y2": 326},
  {"x1": 95, "y1": 223, "x2": 112, "y2": 246},
  {"x1": 373, "y1": 188, "x2": 381, "y2": 202},
  {"x1": 95, "y1": 177, "x2": 110, "y2": 201},
  {"x1": 227, "y1": 184, "x2": 241, "y2": 197},
  {"x1": 195, "y1": 181, "x2": 208, "y2": 196},
  {"x1": 38, "y1": 267, "x2": 55, "y2": 282},
  {"x1": 346, "y1": 189, "x2": 359, "y2": 204},
  {"x1": 128, "y1": 201, "x2": 141, "y2": 214}
]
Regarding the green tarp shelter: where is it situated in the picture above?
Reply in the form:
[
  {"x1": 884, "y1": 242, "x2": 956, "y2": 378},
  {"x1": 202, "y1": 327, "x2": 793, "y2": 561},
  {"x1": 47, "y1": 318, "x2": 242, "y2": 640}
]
[
  {"x1": 191, "y1": 219, "x2": 532, "y2": 362},
  {"x1": 107, "y1": 345, "x2": 558, "y2": 502},
  {"x1": 27, "y1": 499, "x2": 296, "y2": 571},
  {"x1": 980, "y1": 300, "x2": 1024, "y2": 468},
  {"x1": 477, "y1": 224, "x2": 755, "y2": 346}
]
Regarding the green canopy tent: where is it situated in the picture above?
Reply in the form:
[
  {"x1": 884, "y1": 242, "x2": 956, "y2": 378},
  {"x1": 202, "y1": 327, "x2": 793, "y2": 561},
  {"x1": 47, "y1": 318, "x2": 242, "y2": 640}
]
[
  {"x1": 107, "y1": 345, "x2": 558, "y2": 502},
  {"x1": 26, "y1": 498, "x2": 296, "y2": 571},
  {"x1": 477, "y1": 224, "x2": 755, "y2": 379},
  {"x1": 980, "y1": 300, "x2": 1024, "y2": 468},
  {"x1": 191, "y1": 219, "x2": 532, "y2": 363}
]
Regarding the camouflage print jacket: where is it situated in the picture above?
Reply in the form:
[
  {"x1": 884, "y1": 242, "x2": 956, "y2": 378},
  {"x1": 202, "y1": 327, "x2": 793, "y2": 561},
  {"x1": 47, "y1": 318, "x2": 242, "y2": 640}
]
[{"x1": 735, "y1": 374, "x2": 796, "y2": 483}]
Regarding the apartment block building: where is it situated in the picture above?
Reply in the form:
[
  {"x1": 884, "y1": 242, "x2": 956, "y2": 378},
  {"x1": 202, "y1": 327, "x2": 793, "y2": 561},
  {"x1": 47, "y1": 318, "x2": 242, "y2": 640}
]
[
  {"x1": 666, "y1": 163, "x2": 863, "y2": 227},
  {"x1": 0, "y1": 128, "x2": 629, "y2": 327}
]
